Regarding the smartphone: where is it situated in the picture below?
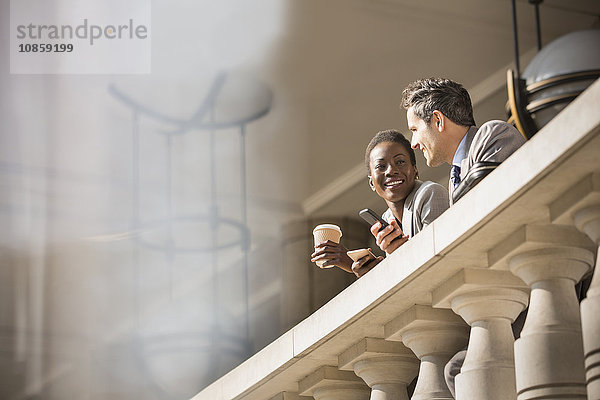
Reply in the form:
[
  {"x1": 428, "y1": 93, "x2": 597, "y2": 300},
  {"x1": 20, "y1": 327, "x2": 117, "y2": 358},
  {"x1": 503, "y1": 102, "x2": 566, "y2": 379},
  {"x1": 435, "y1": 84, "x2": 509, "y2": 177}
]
[
  {"x1": 347, "y1": 248, "x2": 376, "y2": 262},
  {"x1": 359, "y1": 208, "x2": 389, "y2": 229}
]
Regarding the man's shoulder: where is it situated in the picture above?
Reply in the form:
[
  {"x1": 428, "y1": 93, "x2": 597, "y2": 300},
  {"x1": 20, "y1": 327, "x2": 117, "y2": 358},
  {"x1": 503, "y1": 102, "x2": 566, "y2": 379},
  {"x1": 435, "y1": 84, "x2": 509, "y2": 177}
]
[
  {"x1": 414, "y1": 180, "x2": 449, "y2": 204},
  {"x1": 417, "y1": 179, "x2": 447, "y2": 193},
  {"x1": 476, "y1": 120, "x2": 522, "y2": 140},
  {"x1": 467, "y1": 120, "x2": 526, "y2": 164}
]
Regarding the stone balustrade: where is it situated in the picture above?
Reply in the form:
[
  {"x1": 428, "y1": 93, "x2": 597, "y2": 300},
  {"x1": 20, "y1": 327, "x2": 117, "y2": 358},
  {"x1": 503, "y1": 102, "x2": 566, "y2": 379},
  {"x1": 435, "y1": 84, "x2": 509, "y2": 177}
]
[
  {"x1": 433, "y1": 269, "x2": 530, "y2": 399},
  {"x1": 385, "y1": 305, "x2": 468, "y2": 399},
  {"x1": 551, "y1": 173, "x2": 600, "y2": 399},
  {"x1": 191, "y1": 79, "x2": 600, "y2": 400}
]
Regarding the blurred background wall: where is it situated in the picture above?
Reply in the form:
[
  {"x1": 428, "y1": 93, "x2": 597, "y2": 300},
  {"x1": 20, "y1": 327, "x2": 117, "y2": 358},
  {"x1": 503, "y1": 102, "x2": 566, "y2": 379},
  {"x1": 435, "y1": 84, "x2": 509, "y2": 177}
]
[{"x1": 1, "y1": 0, "x2": 598, "y2": 399}]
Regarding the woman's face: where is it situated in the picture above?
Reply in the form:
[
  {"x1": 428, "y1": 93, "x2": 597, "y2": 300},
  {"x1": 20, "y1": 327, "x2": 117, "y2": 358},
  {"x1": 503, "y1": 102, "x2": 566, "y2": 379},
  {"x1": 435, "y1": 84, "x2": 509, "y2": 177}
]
[{"x1": 368, "y1": 141, "x2": 418, "y2": 204}]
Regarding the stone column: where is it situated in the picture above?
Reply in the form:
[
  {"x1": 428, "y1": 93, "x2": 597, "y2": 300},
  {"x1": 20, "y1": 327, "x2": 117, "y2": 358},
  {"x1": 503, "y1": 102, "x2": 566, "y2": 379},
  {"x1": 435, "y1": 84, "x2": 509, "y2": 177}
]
[
  {"x1": 549, "y1": 172, "x2": 600, "y2": 399},
  {"x1": 338, "y1": 338, "x2": 419, "y2": 400},
  {"x1": 508, "y1": 225, "x2": 594, "y2": 399},
  {"x1": 298, "y1": 366, "x2": 371, "y2": 400},
  {"x1": 574, "y1": 206, "x2": 600, "y2": 399},
  {"x1": 432, "y1": 268, "x2": 529, "y2": 400},
  {"x1": 385, "y1": 305, "x2": 469, "y2": 400}
]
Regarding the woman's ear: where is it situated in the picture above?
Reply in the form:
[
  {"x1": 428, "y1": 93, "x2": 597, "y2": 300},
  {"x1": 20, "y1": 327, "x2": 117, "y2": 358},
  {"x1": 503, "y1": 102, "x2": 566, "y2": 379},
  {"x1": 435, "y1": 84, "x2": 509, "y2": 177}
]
[
  {"x1": 368, "y1": 176, "x2": 376, "y2": 191},
  {"x1": 414, "y1": 166, "x2": 419, "y2": 179}
]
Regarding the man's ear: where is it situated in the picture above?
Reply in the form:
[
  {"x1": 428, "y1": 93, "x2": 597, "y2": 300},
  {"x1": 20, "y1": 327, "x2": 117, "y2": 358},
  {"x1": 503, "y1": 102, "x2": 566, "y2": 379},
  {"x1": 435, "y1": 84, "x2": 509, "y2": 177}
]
[
  {"x1": 368, "y1": 176, "x2": 376, "y2": 191},
  {"x1": 432, "y1": 110, "x2": 445, "y2": 132},
  {"x1": 414, "y1": 166, "x2": 419, "y2": 179}
]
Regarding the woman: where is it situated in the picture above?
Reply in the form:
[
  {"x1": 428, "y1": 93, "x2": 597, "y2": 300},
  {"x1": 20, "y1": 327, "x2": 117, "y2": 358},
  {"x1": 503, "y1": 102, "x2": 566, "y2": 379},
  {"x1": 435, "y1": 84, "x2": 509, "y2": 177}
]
[{"x1": 311, "y1": 129, "x2": 448, "y2": 276}]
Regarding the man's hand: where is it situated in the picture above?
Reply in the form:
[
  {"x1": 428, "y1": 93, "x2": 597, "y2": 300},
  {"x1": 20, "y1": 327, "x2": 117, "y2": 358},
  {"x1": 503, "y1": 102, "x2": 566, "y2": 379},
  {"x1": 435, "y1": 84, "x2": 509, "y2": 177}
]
[
  {"x1": 311, "y1": 240, "x2": 353, "y2": 273},
  {"x1": 351, "y1": 250, "x2": 384, "y2": 277},
  {"x1": 370, "y1": 219, "x2": 409, "y2": 254}
]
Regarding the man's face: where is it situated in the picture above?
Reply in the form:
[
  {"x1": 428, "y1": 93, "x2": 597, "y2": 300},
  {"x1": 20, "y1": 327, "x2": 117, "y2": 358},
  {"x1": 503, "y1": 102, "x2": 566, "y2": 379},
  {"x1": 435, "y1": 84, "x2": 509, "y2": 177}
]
[{"x1": 407, "y1": 107, "x2": 444, "y2": 167}]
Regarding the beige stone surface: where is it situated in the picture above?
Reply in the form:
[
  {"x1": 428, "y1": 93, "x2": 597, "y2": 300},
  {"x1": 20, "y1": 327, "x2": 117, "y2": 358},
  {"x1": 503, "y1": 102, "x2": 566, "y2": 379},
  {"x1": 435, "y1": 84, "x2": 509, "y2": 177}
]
[
  {"x1": 338, "y1": 338, "x2": 418, "y2": 400},
  {"x1": 268, "y1": 393, "x2": 312, "y2": 400},
  {"x1": 575, "y1": 206, "x2": 600, "y2": 399},
  {"x1": 550, "y1": 173, "x2": 600, "y2": 226},
  {"x1": 510, "y1": 243, "x2": 595, "y2": 399},
  {"x1": 432, "y1": 269, "x2": 529, "y2": 400},
  {"x1": 337, "y1": 338, "x2": 414, "y2": 371},
  {"x1": 555, "y1": 180, "x2": 600, "y2": 400},
  {"x1": 432, "y1": 268, "x2": 529, "y2": 310},
  {"x1": 488, "y1": 224, "x2": 595, "y2": 271},
  {"x1": 298, "y1": 366, "x2": 369, "y2": 399}
]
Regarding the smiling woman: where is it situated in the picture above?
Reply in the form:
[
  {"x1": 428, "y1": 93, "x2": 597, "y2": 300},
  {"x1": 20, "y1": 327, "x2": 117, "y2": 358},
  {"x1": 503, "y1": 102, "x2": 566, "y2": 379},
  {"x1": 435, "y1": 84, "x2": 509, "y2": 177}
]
[
  {"x1": 311, "y1": 129, "x2": 450, "y2": 278},
  {"x1": 349, "y1": 129, "x2": 450, "y2": 276}
]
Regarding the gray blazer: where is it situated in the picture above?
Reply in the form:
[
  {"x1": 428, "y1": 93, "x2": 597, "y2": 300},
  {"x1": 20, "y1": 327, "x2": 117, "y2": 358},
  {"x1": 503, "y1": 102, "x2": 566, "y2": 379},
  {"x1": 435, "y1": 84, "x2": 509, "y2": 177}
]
[
  {"x1": 449, "y1": 120, "x2": 526, "y2": 203},
  {"x1": 382, "y1": 180, "x2": 449, "y2": 237}
]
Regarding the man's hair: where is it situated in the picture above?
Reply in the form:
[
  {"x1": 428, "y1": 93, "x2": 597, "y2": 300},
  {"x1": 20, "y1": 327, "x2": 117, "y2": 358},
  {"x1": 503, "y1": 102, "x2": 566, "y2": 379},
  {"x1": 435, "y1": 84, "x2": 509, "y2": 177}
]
[
  {"x1": 365, "y1": 129, "x2": 416, "y2": 174},
  {"x1": 401, "y1": 78, "x2": 476, "y2": 127}
]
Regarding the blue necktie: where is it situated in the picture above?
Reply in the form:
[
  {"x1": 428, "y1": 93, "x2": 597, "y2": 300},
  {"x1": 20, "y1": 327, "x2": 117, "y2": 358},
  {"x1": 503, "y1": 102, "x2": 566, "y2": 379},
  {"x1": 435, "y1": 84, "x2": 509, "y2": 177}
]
[{"x1": 451, "y1": 165, "x2": 461, "y2": 189}]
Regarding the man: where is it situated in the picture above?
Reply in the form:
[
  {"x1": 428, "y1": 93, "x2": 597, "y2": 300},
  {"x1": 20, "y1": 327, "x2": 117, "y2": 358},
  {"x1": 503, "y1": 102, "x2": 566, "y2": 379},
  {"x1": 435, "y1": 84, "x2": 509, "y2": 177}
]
[
  {"x1": 400, "y1": 77, "x2": 527, "y2": 397},
  {"x1": 402, "y1": 78, "x2": 526, "y2": 204}
]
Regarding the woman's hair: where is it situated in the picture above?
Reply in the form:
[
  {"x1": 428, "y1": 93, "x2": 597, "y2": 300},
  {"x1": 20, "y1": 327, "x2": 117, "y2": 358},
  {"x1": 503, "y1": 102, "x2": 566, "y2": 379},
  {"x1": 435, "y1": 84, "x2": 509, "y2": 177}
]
[
  {"x1": 401, "y1": 77, "x2": 476, "y2": 127},
  {"x1": 365, "y1": 129, "x2": 416, "y2": 174}
]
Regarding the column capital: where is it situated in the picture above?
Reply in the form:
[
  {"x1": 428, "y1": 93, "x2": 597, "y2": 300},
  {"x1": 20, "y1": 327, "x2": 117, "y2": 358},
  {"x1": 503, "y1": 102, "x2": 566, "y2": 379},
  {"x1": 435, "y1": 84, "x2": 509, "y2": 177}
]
[
  {"x1": 432, "y1": 268, "x2": 529, "y2": 323},
  {"x1": 385, "y1": 305, "x2": 468, "y2": 358},
  {"x1": 510, "y1": 246, "x2": 594, "y2": 285},
  {"x1": 385, "y1": 305, "x2": 469, "y2": 400},
  {"x1": 574, "y1": 206, "x2": 600, "y2": 244},
  {"x1": 298, "y1": 366, "x2": 370, "y2": 400},
  {"x1": 488, "y1": 223, "x2": 595, "y2": 270},
  {"x1": 550, "y1": 172, "x2": 600, "y2": 226},
  {"x1": 338, "y1": 338, "x2": 415, "y2": 370},
  {"x1": 431, "y1": 269, "x2": 528, "y2": 399},
  {"x1": 338, "y1": 338, "x2": 418, "y2": 388},
  {"x1": 268, "y1": 392, "x2": 312, "y2": 400}
]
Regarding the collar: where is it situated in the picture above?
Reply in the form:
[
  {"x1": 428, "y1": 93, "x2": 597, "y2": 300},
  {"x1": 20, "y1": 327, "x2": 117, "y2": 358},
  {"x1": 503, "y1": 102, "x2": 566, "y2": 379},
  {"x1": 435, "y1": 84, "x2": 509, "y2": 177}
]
[
  {"x1": 452, "y1": 127, "x2": 471, "y2": 167},
  {"x1": 404, "y1": 179, "x2": 422, "y2": 210}
]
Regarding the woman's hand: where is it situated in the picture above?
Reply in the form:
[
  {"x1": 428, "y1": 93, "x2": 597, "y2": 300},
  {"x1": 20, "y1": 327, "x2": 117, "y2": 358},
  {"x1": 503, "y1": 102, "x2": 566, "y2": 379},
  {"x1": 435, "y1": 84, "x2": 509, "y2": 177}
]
[
  {"x1": 370, "y1": 219, "x2": 409, "y2": 254},
  {"x1": 311, "y1": 240, "x2": 354, "y2": 273},
  {"x1": 351, "y1": 250, "x2": 384, "y2": 277}
]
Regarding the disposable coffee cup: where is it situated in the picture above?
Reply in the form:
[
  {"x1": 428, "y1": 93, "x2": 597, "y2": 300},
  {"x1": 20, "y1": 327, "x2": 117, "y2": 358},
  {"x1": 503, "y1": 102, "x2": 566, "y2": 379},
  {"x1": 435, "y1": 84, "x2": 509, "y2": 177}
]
[{"x1": 313, "y1": 224, "x2": 342, "y2": 268}]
